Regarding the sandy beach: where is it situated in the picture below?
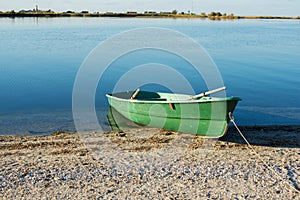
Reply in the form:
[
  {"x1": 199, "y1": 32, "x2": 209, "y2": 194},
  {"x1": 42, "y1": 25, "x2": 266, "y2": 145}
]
[{"x1": 0, "y1": 125, "x2": 299, "y2": 199}]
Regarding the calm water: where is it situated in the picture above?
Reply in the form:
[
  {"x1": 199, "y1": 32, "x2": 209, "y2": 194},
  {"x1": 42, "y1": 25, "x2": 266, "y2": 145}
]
[{"x1": 0, "y1": 17, "x2": 299, "y2": 135}]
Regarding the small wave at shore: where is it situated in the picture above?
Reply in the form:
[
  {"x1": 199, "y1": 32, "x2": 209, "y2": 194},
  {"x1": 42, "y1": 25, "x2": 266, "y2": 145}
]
[{"x1": 239, "y1": 106, "x2": 300, "y2": 121}]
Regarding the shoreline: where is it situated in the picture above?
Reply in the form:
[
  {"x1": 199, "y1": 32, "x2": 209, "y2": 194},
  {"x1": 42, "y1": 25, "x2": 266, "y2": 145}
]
[
  {"x1": 0, "y1": 11, "x2": 299, "y2": 20},
  {"x1": 1, "y1": 125, "x2": 299, "y2": 198},
  {"x1": 0, "y1": 124, "x2": 299, "y2": 136}
]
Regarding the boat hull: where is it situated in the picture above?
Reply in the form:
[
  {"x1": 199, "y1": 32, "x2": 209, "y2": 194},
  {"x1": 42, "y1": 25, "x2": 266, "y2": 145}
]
[{"x1": 106, "y1": 91, "x2": 240, "y2": 138}]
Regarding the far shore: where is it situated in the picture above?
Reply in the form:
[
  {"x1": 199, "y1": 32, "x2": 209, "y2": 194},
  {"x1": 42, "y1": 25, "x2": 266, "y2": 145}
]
[{"x1": 0, "y1": 11, "x2": 299, "y2": 20}]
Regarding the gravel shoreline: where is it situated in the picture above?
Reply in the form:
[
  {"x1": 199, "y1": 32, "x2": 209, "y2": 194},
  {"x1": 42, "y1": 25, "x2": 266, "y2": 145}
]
[{"x1": 1, "y1": 125, "x2": 299, "y2": 199}]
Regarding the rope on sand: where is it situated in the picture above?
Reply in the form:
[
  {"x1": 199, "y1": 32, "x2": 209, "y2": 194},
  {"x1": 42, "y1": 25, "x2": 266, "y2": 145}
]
[{"x1": 228, "y1": 112, "x2": 299, "y2": 194}]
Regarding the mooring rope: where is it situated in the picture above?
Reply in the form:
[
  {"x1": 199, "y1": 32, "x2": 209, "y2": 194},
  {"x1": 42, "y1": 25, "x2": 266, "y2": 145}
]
[{"x1": 228, "y1": 112, "x2": 299, "y2": 194}]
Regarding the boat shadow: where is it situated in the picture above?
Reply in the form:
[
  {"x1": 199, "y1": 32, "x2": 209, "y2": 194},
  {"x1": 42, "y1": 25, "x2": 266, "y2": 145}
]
[{"x1": 220, "y1": 125, "x2": 300, "y2": 148}]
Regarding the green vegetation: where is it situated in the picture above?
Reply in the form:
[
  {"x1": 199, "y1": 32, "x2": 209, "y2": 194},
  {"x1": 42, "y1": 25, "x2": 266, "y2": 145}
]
[{"x1": 0, "y1": 9, "x2": 299, "y2": 20}]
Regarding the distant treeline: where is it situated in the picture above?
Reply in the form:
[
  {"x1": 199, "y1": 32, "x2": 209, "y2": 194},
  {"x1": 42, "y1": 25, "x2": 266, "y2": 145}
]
[{"x1": 0, "y1": 10, "x2": 299, "y2": 20}]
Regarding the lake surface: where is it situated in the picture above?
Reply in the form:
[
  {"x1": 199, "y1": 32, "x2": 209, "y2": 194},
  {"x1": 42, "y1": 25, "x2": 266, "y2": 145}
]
[{"x1": 0, "y1": 17, "x2": 299, "y2": 135}]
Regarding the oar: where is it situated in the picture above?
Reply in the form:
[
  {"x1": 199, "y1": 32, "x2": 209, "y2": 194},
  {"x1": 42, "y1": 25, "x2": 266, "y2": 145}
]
[
  {"x1": 130, "y1": 88, "x2": 140, "y2": 100},
  {"x1": 188, "y1": 86, "x2": 226, "y2": 100}
]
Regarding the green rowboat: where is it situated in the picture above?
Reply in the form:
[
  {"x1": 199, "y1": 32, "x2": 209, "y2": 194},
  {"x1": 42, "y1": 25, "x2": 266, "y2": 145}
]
[{"x1": 106, "y1": 87, "x2": 241, "y2": 138}]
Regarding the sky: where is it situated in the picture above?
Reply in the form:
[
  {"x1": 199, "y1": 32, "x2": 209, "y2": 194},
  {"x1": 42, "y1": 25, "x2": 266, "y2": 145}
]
[{"x1": 0, "y1": 0, "x2": 299, "y2": 16}]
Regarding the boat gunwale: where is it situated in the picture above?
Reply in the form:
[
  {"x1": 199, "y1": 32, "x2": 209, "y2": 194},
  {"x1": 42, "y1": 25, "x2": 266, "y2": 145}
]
[{"x1": 106, "y1": 93, "x2": 241, "y2": 104}]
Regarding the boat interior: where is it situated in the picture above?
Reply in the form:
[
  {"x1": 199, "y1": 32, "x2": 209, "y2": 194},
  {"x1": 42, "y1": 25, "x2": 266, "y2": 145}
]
[{"x1": 109, "y1": 90, "x2": 194, "y2": 101}]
